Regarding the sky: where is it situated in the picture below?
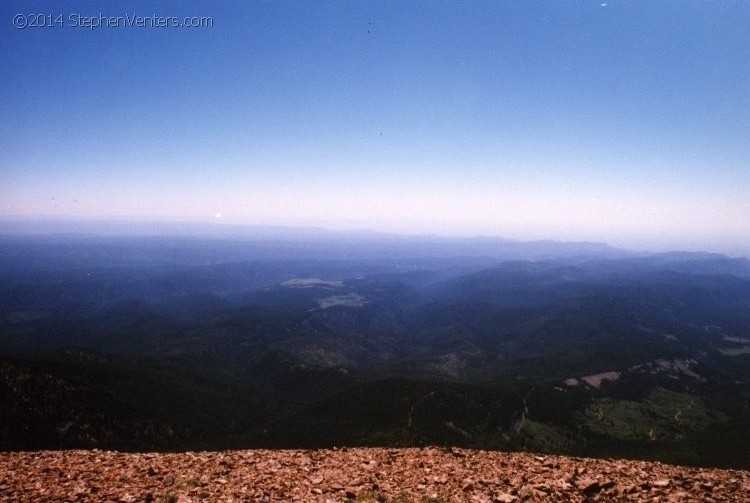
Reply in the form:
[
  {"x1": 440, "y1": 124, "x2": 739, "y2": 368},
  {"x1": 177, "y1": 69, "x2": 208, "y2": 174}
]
[{"x1": 1, "y1": 1, "x2": 748, "y2": 254}]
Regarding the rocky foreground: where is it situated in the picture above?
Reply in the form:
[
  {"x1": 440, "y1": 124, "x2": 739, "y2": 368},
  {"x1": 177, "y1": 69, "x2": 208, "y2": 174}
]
[{"x1": 1, "y1": 448, "x2": 748, "y2": 502}]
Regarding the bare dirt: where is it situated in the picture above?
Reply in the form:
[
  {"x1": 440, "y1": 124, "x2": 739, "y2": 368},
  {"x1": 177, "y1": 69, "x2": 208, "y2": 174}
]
[{"x1": 1, "y1": 447, "x2": 748, "y2": 502}]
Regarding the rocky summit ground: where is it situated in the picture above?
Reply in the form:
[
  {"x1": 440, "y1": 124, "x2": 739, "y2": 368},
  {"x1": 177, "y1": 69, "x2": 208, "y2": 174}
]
[{"x1": 1, "y1": 448, "x2": 749, "y2": 502}]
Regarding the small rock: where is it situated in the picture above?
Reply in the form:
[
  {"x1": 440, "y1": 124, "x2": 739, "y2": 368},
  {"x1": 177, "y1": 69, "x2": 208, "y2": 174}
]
[
  {"x1": 518, "y1": 485, "x2": 534, "y2": 500},
  {"x1": 615, "y1": 483, "x2": 637, "y2": 494},
  {"x1": 494, "y1": 494, "x2": 517, "y2": 503},
  {"x1": 471, "y1": 494, "x2": 492, "y2": 503},
  {"x1": 600, "y1": 479, "x2": 615, "y2": 490},
  {"x1": 576, "y1": 477, "x2": 600, "y2": 494}
]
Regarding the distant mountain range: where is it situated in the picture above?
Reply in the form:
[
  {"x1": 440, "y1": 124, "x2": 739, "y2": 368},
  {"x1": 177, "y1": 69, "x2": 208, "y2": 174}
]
[{"x1": 1, "y1": 229, "x2": 749, "y2": 468}]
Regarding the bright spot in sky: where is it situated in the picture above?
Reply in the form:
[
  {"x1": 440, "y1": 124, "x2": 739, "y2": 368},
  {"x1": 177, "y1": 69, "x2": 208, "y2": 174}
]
[{"x1": 215, "y1": 213, "x2": 222, "y2": 219}]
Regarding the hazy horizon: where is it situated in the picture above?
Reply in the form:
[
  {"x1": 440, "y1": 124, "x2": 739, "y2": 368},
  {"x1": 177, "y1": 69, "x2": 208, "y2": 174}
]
[
  {"x1": 1, "y1": 216, "x2": 749, "y2": 258},
  {"x1": 2, "y1": 2, "x2": 748, "y2": 255}
]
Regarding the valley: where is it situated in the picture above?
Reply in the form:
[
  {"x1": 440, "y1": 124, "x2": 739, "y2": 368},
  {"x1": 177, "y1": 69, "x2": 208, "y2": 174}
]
[{"x1": 1, "y1": 234, "x2": 749, "y2": 469}]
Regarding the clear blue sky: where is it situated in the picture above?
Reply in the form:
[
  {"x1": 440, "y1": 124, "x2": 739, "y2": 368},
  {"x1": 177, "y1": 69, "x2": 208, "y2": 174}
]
[{"x1": 1, "y1": 1, "x2": 748, "y2": 253}]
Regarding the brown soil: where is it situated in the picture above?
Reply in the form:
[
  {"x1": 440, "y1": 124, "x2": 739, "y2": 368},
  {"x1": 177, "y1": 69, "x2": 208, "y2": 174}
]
[{"x1": 1, "y1": 447, "x2": 748, "y2": 502}]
